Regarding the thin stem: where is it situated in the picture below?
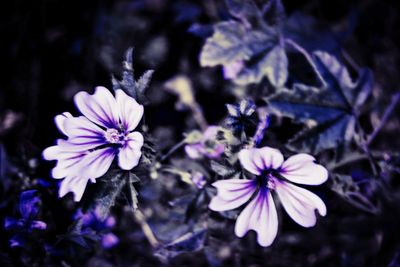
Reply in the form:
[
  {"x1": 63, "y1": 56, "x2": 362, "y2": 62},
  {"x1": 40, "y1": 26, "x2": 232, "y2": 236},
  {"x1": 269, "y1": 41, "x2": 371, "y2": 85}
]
[
  {"x1": 133, "y1": 209, "x2": 160, "y2": 248},
  {"x1": 285, "y1": 38, "x2": 326, "y2": 87},
  {"x1": 159, "y1": 139, "x2": 186, "y2": 163},
  {"x1": 355, "y1": 119, "x2": 378, "y2": 176},
  {"x1": 341, "y1": 49, "x2": 361, "y2": 73},
  {"x1": 328, "y1": 153, "x2": 369, "y2": 171},
  {"x1": 251, "y1": 110, "x2": 270, "y2": 147},
  {"x1": 367, "y1": 92, "x2": 400, "y2": 146},
  {"x1": 191, "y1": 103, "x2": 208, "y2": 131}
]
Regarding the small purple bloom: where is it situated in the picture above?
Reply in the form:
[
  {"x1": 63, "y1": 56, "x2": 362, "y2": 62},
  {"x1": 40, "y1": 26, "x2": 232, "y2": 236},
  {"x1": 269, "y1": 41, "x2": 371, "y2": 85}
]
[
  {"x1": 43, "y1": 87, "x2": 144, "y2": 201},
  {"x1": 185, "y1": 126, "x2": 224, "y2": 159},
  {"x1": 4, "y1": 190, "x2": 47, "y2": 247},
  {"x1": 75, "y1": 208, "x2": 119, "y2": 249},
  {"x1": 191, "y1": 171, "x2": 206, "y2": 189},
  {"x1": 223, "y1": 60, "x2": 244, "y2": 79},
  {"x1": 101, "y1": 233, "x2": 119, "y2": 249},
  {"x1": 209, "y1": 147, "x2": 328, "y2": 247}
]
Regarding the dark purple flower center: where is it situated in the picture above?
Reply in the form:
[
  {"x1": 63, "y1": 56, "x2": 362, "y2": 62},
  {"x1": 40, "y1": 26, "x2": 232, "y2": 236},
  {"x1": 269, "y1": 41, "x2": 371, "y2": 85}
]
[{"x1": 258, "y1": 170, "x2": 279, "y2": 190}]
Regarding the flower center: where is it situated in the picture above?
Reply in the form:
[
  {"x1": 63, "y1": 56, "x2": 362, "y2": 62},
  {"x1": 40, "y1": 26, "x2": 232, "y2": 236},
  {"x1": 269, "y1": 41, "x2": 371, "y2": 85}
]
[
  {"x1": 259, "y1": 172, "x2": 277, "y2": 190},
  {"x1": 104, "y1": 128, "x2": 124, "y2": 144}
]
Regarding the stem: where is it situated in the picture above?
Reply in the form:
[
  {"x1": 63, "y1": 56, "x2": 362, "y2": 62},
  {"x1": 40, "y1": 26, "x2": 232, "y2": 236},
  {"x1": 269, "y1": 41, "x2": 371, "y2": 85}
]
[
  {"x1": 367, "y1": 92, "x2": 400, "y2": 146},
  {"x1": 341, "y1": 49, "x2": 361, "y2": 73},
  {"x1": 251, "y1": 110, "x2": 270, "y2": 147},
  {"x1": 133, "y1": 209, "x2": 160, "y2": 248},
  {"x1": 355, "y1": 119, "x2": 378, "y2": 176},
  {"x1": 159, "y1": 140, "x2": 186, "y2": 163},
  {"x1": 191, "y1": 103, "x2": 208, "y2": 131},
  {"x1": 328, "y1": 153, "x2": 369, "y2": 171},
  {"x1": 285, "y1": 38, "x2": 326, "y2": 87}
]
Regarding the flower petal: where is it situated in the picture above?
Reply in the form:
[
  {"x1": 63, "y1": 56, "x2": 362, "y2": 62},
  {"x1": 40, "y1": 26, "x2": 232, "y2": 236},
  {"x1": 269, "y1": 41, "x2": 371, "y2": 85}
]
[
  {"x1": 234, "y1": 189, "x2": 278, "y2": 247},
  {"x1": 280, "y1": 154, "x2": 328, "y2": 185},
  {"x1": 59, "y1": 176, "x2": 90, "y2": 202},
  {"x1": 78, "y1": 147, "x2": 116, "y2": 180},
  {"x1": 115, "y1": 89, "x2": 144, "y2": 132},
  {"x1": 118, "y1": 131, "x2": 144, "y2": 170},
  {"x1": 57, "y1": 137, "x2": 104, "y2": 152},
  {"x1": 256, "y1": 147, "x2": 284, "y2": 170},
  {"x1": 275, "y1": 181, "x2": 326, "y2": 228},
  {"x1": 63, "y1": 116, "x2": 105, "y2": 140},
  {"x1": 102, "y1": 233, "x2": 119, "y2": 249},
  {"x1": 74, "y1": 87, "x2": 119, "y2": 129},
  {"x1": 238, "y1": 149, "x2": 261, "y2": 175},
  {"x1": 55, "y1": 112, "x2": 73, "y2": 136},
  {"x1": 51, "y1": 150, "x2": 86, "y2": 179},
  {"x1": 209, "y1": 179, "x2": 256, "y2": 212},
  {"x1": 30, "y1": 220, "x2": 47, "y2": 230},
  {"x1": 184, "y1": 144, "x2": 203, "y2": 159}
]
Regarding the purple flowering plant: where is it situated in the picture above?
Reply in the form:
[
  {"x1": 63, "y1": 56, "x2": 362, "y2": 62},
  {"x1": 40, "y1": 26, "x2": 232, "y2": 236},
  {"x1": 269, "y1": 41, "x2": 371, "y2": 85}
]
[{"x1": 1, "y1": 0, "x2": 400, "y2": 266}]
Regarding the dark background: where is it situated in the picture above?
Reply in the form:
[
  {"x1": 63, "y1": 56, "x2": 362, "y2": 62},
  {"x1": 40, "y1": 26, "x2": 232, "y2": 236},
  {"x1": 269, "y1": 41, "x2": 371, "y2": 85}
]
[{"x1": 0, "y1": 0, "x2": 400, "y2": 266}]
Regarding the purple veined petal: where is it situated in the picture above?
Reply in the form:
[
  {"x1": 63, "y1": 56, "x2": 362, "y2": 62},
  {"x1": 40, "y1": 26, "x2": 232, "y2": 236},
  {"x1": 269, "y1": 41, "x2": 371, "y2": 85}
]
[
  {"x1": 209, "y1": 179, "x2": 256, "y2": 212},
  {"x1": 63, "y1": 116, "x2": 105, "y2": 140},
  {"x1": 51, "y1": 150, "x2": 86, "y2": 179},
  {"x1": 57, "y1": 137, "x2": 104, "y2": 152},
  {"x1": 59, "y1": 175, "x2": 90, "y2": 202},
  {"x1": 30, "y1": 220, "x2": 47, "y2": 230},
  {"x1": 115, "y1": 89, "x2": 144, "y2": 132},
  {"x1": 238, "y1": 149, "x2": 261, "y2": 175},
  {"x1": 280, "y1": 154, "x2": 328, "y2": 185},
  {"x1": 275, "y1": 181, "x2": 326, "y2": 228},
  {"x1": 234, "y1": 189, "x2": 278, "y2": 247},
  {"x1": 184, "y1": 144, "x2": 203, "y2": 159},
  {"x1": 102, "y1": 233, "x2": 119, "y2": 249},
  {"x1": 55, "y1": 112, "x2": 73, "y2": 136},
  {"x1": 256, "y1": 147, "x2": 284, "y2": 170},
  {"x1": 118, "y1": 131, "x2": 143, "y2": 170},
  {"x1": 78, "y1": 147, "x2": 116, "y2": 180},
  {"x1": 74, "y1": 86, "x2": 119, "y2": 129},
  {"x1": 212, "y1": 179, "x2": 256, "y2": 200}
]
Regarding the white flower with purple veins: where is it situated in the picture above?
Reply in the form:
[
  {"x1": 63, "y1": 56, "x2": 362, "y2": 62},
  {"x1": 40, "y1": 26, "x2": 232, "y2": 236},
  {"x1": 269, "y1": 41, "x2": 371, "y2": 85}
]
[
  {"x1": 209, "y1": 147, "x2": 328, "y2": 247},
  {"x1": 43, "y1": 87, "x2": 144, "y2": 201}
]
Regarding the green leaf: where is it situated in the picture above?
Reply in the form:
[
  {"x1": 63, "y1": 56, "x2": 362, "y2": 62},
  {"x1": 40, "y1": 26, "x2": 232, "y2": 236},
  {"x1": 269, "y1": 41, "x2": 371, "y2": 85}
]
[
  {"x1": 155, "y1": 228, "x2": 207, "y2": 261},
  {"x1": 210, "y1": 160, "x2": 236, "y2": 177},
  {"x1": 112, "y1": 47, "x2": 154, "y2": 105},
  {"x1": 124, "y1": 172, "x2": 140, "y2": 211},
  {"x1": 81, "y1": 168, "x2": 126, "y2": 219},
  {"x1": 331, "y1": 173, "x2": 379, "y2": 214},
  {"x1": 200, "y1": 21, "x2": 273, "y2": 68},
  {"x1": 235, "y1": 45, "x2": 288, "y2": 87},
  {"x1": 267, "y1": 51, "x2": 373, "y2": 153}
]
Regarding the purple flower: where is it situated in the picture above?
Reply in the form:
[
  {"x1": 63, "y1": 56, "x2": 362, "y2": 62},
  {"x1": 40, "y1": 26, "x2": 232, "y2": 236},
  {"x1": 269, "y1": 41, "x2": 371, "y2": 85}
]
[
  {"x1": 43, "y1": 87, "x2": 144, "y2": 201},
  {"x1": 185, "y1": 126, "x2": 224, "y2": 159},
  {"x1": 101, "y1": 233, "x2": 119, "y2": 249},
  {"x1": 209, "y1": 147, "x2": 328, "y2": 247},
  {"x1": 74, "y1": 208, "x2": 119, "y2": 249},
  {"x1": 191, "y1": 171, "x2": 206, "y2": 189},
  {"x1": 4, "y1": 190, "x2": 47, "y2": 247}
]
